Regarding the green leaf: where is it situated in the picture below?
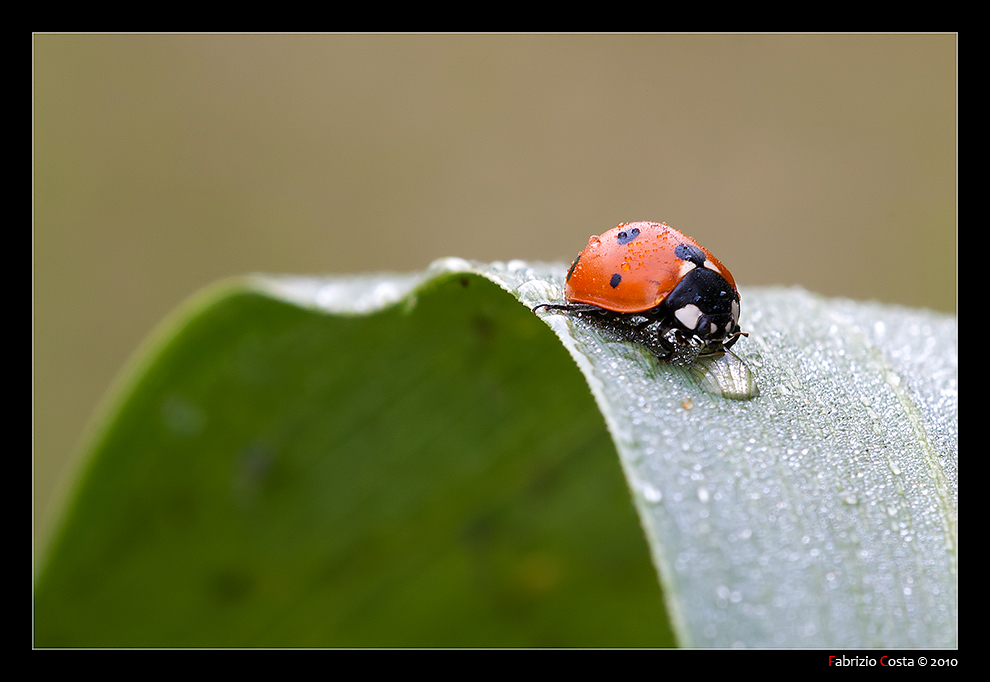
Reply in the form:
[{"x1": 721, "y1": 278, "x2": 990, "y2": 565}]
[{"x1": 34, "y1": 259, "x2": 957, "y2": 648}]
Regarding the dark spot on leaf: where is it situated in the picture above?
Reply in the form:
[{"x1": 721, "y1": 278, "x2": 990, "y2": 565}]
[{"x1": 208, "y1": 569, "x2": 254, "y2": 606}]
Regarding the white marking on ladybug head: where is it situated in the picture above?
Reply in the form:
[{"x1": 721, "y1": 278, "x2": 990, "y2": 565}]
[
  {"x1": 674, "y1": 304, "x2": 703, "y2": 330},
  {"x1": 731, "y1": 299, "x2": 740, "y2": 323},
  {"x1": 709, "y1": 322, "x2": 718, "y2": 335},
  {"x1": 678, "y1": 260, "x2": 697, "y2": 279},
  {"x1": 725, "y1": 320, "x2": 733, "y2": 333},
  {"x1": 704, "y1": 261, "x2": 722, "y2": 274}
]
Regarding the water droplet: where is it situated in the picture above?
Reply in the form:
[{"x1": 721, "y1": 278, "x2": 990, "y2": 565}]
[
  {"x1": 430, "y1": 256, "x2": 473, "y2": 273},
  {"x1": 641, "y1": 483, "x2": 663, "y2": 503},
  {"x1": 689, "y1": 351, "x2": 760, "y2": 400}
]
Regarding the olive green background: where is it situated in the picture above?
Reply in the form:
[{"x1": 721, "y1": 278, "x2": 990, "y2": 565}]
[{"x1": 34, "y1": 34, "x2": 956, "y2": 549}]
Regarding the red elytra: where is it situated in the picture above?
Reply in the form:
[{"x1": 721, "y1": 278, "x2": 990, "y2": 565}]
[{"x1": 564, "y1": 221, "x2": 737, "y2": 313}]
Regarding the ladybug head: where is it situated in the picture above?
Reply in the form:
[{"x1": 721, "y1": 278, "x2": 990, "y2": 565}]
[{"x1": 664, "y1": 266, "x2": 740, "y2": 342}]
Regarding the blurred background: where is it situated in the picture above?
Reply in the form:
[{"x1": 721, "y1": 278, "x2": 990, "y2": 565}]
[{"x1": 34, "y1": 34, "x2": 956, "y2": 548}]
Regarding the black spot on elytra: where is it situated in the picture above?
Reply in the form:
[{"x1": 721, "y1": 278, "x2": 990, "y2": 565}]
[
  {"x1": 609, "y1": 273, "x2": 622, "y2": 288},
  {"x1": 616, "y1": 227, "x2": 641, "y2": 245},
  {"x1": 566, "y1": 254, "x2": 580, "y2": 282},
  {"x1": 675, "y1": 243, "x2": 706, "y2": 266}
]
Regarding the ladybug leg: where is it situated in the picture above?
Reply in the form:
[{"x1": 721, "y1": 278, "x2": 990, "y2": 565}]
[
  {"x1": 665, "y1": 330, "x2": 705, "y2": 366},
  {"x1": 532, "y1": 302, "x2": 606, "y2": 315},
  {"x1": 626, "y1": 319, "x2": 668, "y2": 358},
  {"x1": 631, "y1": 320, "x2": 702, "y2": 366},
  {"x1": 719, "y1": 328, "x2": 749, "y2": 352}
]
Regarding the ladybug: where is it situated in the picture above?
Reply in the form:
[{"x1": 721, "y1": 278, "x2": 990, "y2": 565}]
[{"x1": 534, "y1": 221, "x2": 746, "y2": 366}]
